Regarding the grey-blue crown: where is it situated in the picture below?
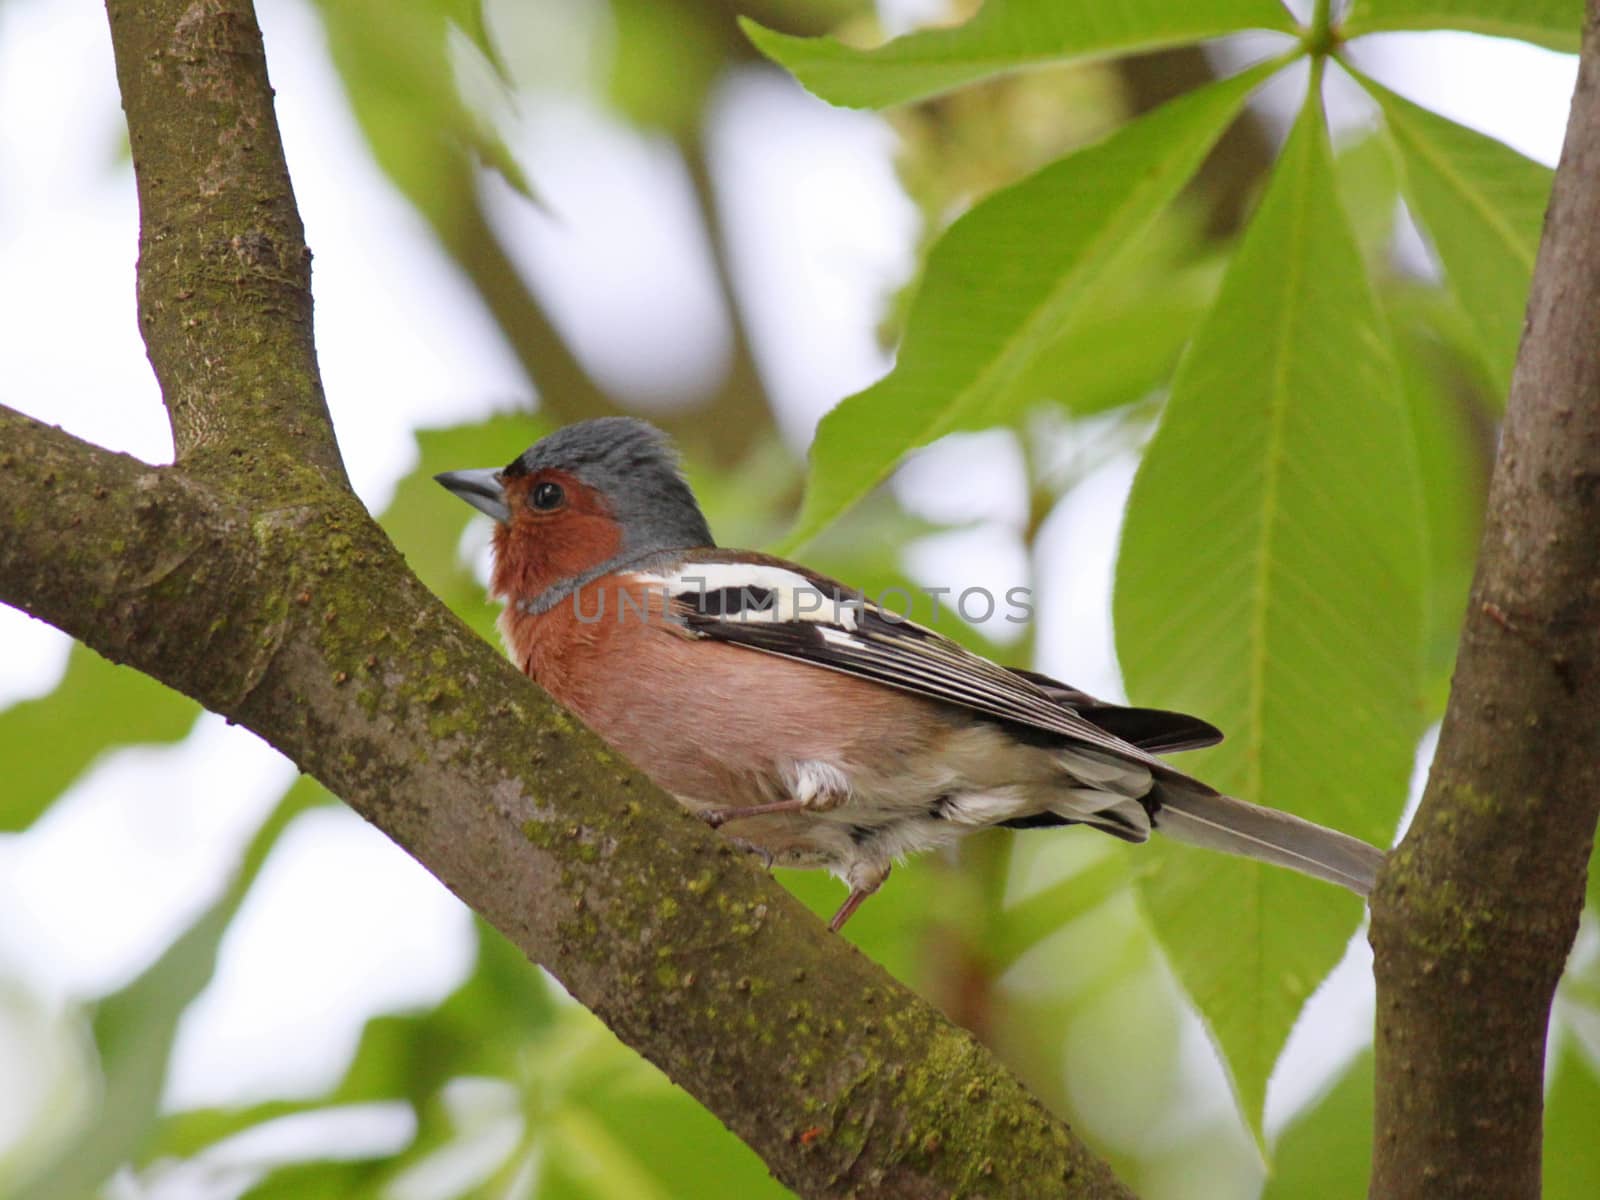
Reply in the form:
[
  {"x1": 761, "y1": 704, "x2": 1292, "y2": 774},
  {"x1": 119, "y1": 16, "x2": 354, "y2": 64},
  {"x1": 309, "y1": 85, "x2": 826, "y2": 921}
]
[{"x1": 508, "y1": 417, "x2": 714, "y2": 555}]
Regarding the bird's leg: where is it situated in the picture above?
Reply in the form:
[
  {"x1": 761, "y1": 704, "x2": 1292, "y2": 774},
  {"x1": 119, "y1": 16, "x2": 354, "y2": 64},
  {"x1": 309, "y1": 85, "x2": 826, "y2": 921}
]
[
  {"x1": 699, "y1": 760, "x2": 851, "y2": 828},
  {"x1": 829, "y1": 862, "x2": 889, "y2": 932},
  {"x1": 699, "y1": 797, "x2": 809, "y2": 829}
]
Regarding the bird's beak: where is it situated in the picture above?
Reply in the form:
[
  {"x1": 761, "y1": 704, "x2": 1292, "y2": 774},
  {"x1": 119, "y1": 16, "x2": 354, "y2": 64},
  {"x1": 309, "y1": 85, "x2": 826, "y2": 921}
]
[{"x1": 435, "y1": 468, "x2": 510, "y2": 523}]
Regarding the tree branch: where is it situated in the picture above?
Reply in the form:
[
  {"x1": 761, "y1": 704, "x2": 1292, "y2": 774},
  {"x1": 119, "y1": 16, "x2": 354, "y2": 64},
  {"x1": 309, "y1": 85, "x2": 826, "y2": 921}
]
[
  {"x1": 0, "y1": 2, "x2": 1151, "y2": 1194},
  {"x1": 670, "y1": 124, "x2": 776, "y2": 465},
  {"x1": 105, "y1": 0, "x2": 343, "y2": 490},
  {"x1": 1369, "y1": 5, "x2": 1600, "y2": 1196}
]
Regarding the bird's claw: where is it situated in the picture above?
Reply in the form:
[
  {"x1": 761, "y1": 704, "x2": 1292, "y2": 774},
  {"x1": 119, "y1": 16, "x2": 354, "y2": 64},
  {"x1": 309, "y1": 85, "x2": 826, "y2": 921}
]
[{"x1": 724, "y1": 836, "x2": 775, "y2": 871}]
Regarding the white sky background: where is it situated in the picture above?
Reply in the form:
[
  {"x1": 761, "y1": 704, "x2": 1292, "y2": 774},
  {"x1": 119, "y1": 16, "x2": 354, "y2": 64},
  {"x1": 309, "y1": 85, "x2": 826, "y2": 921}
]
[{"x1": 0, "y1": 0, "x2": 1582, "y2": 1181}]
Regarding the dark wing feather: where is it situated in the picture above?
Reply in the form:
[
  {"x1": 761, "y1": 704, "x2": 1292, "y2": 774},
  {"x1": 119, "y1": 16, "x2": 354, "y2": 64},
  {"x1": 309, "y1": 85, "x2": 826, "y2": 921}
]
[
  {"x1": 1005, "y1": 668, "x2": 1223, "y2": 753},
  {"x1": 660, "y1": 550, "x2": 1214, "y2": 780}
]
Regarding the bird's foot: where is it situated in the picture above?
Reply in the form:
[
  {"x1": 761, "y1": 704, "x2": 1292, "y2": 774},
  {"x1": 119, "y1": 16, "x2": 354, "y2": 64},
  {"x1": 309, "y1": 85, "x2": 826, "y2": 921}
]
[
  {"x1": 724, "y1": 836, "x2": 776, "y2": 871},
  {"x1": 828, "y1": 862, "x2": 890, "y2": 933}
]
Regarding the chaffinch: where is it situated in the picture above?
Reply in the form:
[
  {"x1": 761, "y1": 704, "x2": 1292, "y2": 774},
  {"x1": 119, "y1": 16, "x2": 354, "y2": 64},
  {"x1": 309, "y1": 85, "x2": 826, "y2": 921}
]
[{"x1": 438, "y1": 418, "x2": 1383, "y2": 931}]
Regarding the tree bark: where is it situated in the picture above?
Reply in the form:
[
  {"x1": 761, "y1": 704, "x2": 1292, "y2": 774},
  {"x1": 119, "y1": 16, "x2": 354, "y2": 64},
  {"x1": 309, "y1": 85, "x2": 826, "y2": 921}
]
[
  {"x1": 0, "y1": 2, "x2": 1139, "y2": 1196},
  {"x1": 1368, "y1": 4, "x2": 1600, "y2": 1196}
]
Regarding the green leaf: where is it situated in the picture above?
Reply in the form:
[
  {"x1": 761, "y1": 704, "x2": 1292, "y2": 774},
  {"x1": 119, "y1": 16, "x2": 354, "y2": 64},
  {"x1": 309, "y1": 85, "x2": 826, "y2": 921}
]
[
  {"x1": 552, "y1": 1088, "x2": 790, "y2": 1200},
  {"x1": 146, "y1": 1099, "x2": 329, "y2": 1164},
  {"x1": 1545, "y1": 1034, "x2": 1600, "y2": 1198},
  {"x1": 10, "y1": 910, "x2": 236, "y2": 1200},
  {"x1": 742, "y1": 1, "x2": 1294, "y2": 109},
  {"x1": 240, "y1": 1159, "x2": 385, "y2": 1200},
  {"x1": 1355, "y1": 70, "x2": 1552, "y2": 399},
  {"x1": 1342, "y1": 0, "x2": 1582, "y2": 54},
  {"x1": 330, "y1": 920, "x2": 555, "y2": 1110},
  {"x1": 14, "y1": 778, "x2": 326, "y2": 1200},
  {"x1": 607, "y1": 0, "x2": 726, "y2": 136},
  {"x1": 1263, "y1": 1050, "x2": 1373, "y2": 1198},
  {"x1": 1334, "y1": 128, "x2": 1403, "y2": 264},
  {"x1": 0, "y1": 645, "x2": 198, "y2": 830},
  {"x1": 989, "y1": 852, "x2": 1130, "y2": 972},
  {"x1": 148, "y1": 921, "x2": 553, "y2": 1189},
  {"x1": 438, "y1": 0, "x2": 511, "y2": 83},
  {"x1": 1334, "y1": 120, "x2": 1493, "y2": 695},
  {"x1": 1114, "y1": 83, "x2": 1425, "y2": 1131},
  {"x1": 780, "y1": 62, "x2": 1281, "y2": 553},
  {"x1": 1385, "y1": 294, "x2": 1489, "y2": 716},
  {"x1": 313, "y1": 0, "x2": 536, "y2": 209},
  {"x1": 987, "y1": 253, "x2": 1222, "y2": 424}
]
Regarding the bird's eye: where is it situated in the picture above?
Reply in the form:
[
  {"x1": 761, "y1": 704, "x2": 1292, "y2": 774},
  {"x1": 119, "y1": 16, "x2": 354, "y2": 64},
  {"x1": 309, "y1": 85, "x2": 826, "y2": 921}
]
[{"x1": 529, "y1": 481, "x2": 565, "y2": 511}]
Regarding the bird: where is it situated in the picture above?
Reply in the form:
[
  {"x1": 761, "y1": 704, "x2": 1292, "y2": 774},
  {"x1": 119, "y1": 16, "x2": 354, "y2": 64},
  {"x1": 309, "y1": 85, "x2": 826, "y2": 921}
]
[{"x1": 437, "y1": 417, "x2": 1385, "y2": 931}]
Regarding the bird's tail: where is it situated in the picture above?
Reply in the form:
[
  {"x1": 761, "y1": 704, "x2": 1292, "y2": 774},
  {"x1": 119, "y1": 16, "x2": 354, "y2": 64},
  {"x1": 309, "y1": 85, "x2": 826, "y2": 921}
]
[{"x1": 1151, "y1": 786, "x2": 1384, "y2": 896}]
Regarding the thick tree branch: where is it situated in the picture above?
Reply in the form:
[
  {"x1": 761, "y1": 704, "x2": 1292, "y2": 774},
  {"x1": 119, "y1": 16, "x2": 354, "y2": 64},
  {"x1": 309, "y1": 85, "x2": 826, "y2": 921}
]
[
  {"x1": 1369, "y1": 5, "x2": 1600, "y2": 1196},
  {"x1": 106, "y1": 0, "x2": 342, "y2": 491},
  {"x1": 0, "y1": 2, "x2": 1146, "y2": 1195}
]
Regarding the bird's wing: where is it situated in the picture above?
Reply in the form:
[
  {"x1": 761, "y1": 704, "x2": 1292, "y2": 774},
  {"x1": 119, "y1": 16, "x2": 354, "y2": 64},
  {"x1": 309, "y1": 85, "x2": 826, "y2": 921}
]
[
  {"x1": 630, "y1": 551, "x2": 1216, "y2": 779},
  {"x1": 1005, "y1": 668, "x2": 1223, "y2": 754}
]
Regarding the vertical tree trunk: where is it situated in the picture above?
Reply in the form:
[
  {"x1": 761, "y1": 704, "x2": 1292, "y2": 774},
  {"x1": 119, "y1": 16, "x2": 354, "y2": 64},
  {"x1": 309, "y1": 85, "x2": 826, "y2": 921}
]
[{"x1": 1369, "y1": 5, "x2": 1600, "y2": 1195}]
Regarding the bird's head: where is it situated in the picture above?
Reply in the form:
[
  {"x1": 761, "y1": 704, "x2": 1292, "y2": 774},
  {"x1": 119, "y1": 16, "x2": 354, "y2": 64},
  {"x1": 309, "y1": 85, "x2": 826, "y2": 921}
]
[{"x1": 435, "y1": 417, "x2": 714, "y2": 607}]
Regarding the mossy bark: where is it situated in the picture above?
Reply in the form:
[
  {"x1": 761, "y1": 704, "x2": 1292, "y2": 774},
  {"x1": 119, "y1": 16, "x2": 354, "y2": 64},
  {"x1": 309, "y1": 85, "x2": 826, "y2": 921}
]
[
  {"x1": 1368, "y1": 4, "x2": 1600, "y2": 1196},
  {"x1": 0, "y1": 2, "x2": 1139, "y2": 1196}
]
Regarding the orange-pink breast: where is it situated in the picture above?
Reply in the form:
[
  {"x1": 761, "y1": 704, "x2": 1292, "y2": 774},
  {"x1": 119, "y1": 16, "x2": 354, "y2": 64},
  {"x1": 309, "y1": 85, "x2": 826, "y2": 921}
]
[{"x1": 500, "y1": 579, "x2": 949, "y2": 814}]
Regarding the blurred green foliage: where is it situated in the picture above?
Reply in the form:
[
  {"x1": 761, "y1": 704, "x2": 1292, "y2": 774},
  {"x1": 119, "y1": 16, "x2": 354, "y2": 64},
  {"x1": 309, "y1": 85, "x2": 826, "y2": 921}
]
[
  {"x1": 6, "y1": 0, "x2": 1600, "y2": 1196},
  {"x1": 742, "y1": 0, "x2": 1295, "y2": 108},
  {"x1": 0, "y1": 648, "x2": 198, "y2": 831},
  {"x1": 1118, "y1": 79, "x2": 1425, "y2": 1131},
  {"x1": 1264, "y1": 1051, "x2": 1375, "y2": 1198},
  {"x1": 1342, "y1": 0, "x2": 1584, "y2": 52}
]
